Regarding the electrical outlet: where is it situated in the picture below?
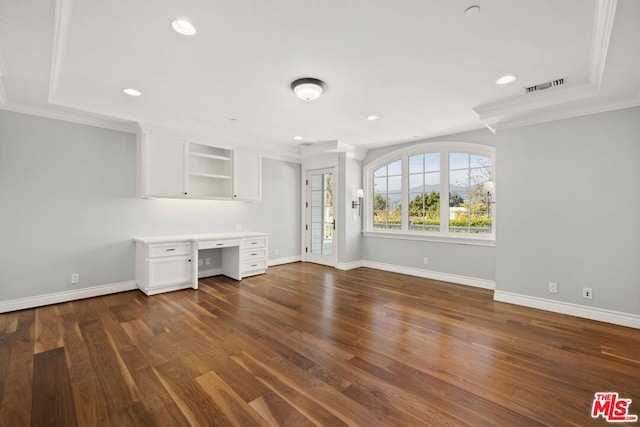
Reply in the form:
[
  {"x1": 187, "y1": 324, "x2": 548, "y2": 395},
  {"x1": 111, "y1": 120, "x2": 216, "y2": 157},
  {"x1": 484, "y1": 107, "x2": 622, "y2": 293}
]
[
  {"x1": 198, "y1": 259, "x2": 203, "y2": 266},
  {"x1": 548, "y1": 282, "x2": 558, "y2": 294},
  {"x1": 423, "y1": 257, "x2": 429, "y2": 265},
  {"x1": 71, "y1": 273, "x2": 79, "y2": 284},
  {"x1": 205, "y1": 257, "x2": 211, "y2": 265},
  {"x1": 582, "y1": 287, "x2": 593, "y2": 299}
]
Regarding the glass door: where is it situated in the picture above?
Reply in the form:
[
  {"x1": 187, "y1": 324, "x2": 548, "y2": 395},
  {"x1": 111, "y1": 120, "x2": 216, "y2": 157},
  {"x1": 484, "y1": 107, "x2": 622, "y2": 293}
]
[{"x1": 306, "y1": 168, "x2": 337, "y2": 266}]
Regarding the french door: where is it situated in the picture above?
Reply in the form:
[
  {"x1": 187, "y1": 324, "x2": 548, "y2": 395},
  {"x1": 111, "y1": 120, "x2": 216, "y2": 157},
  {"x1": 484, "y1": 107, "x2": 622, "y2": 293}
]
[{"x1": 305, "y1": 168, "x2": 337, "y2": 267}]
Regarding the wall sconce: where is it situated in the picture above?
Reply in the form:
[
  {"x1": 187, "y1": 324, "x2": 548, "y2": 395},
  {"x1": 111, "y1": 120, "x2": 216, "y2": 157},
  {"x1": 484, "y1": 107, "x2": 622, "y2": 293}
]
[{"x1": 352, "y1": 188, "x2": 364, "y2": 216}]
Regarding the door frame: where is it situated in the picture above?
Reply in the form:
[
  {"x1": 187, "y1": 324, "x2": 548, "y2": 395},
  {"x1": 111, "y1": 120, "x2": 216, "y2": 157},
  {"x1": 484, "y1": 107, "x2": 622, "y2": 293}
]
[{"x1": 301, "y1": 156, "x2": 339, "y2": 267}]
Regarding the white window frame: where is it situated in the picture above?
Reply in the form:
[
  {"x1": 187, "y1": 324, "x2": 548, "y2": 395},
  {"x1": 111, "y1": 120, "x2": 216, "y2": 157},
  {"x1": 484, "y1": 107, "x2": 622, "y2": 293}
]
[{"x1": 363, "y1": 142, "x2": 495, "y2": 247}]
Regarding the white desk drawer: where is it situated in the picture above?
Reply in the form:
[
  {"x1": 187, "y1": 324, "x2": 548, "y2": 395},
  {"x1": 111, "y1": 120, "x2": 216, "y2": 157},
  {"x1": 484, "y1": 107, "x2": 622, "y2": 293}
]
[
  {"x1": 242, "y1": 248, "x2": 266, "y2": 261},
  {"x1": 241, "y1": 259, "x2": 266, "y2": 273},
  {"x1": 242, "y1": 237, "x2": 267, "y2": 249},
  {"x1": 198, "y1": 239, "x2": 241, "y2": 250},
  {"x1": 148, "y1": 242, "x2": 191, "y2": 258}
]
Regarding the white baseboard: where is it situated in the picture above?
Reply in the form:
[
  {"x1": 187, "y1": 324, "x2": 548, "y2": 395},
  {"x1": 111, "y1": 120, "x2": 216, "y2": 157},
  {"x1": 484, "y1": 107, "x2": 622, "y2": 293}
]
[
  {"x1": 336, "y1": 260, "x2": 365, "y2": 271},
  {"x1": 359, "y1": 260, "x2": 495, "y2": 290},
  {"x1": 494, "y1": 291, "x2": 640, "y2": 329},
  {"x1": 268, "y1": 255, "x2": 302, "y2": 267},
  {"x1": 198, "y1": 267, "x2": 223, "y2": 278},
  {"x1": 0, "y1": 281, "x2": 138, "y2": 313}
]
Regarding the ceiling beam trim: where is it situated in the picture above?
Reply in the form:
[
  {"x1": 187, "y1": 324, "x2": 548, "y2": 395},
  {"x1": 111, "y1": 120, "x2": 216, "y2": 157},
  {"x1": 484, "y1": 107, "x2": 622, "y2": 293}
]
[{"x1": 49, "y1": 0, "x2": 74, "y2": 100}]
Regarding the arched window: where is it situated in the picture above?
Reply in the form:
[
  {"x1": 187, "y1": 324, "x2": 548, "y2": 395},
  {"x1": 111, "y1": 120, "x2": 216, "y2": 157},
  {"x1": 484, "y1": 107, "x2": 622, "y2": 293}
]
[{"x1": 364, "y1": 142, "x2": 495, "y2": 244}]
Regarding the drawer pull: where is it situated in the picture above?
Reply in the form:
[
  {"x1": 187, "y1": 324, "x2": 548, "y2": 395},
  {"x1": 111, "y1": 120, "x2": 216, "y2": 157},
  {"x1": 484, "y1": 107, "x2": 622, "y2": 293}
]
[
  {"x1": 216, "y1": 243, "x2": 224, "y2": 246},
  {"x1": 251, "y1": 253, "x2": 257, "y2": 256},
  {"x1": 165, "y1": 248, "x2": 175, "y2": 252},
  {"x1": 251, "y1": 242, "x2": 258, "y2": 245},
  {"x1": 251, "y1": 264, "x2": 258, "y2": 267}
]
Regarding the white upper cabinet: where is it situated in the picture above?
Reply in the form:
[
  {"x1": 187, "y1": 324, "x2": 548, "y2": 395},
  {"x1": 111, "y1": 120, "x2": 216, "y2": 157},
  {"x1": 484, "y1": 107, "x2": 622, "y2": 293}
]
[
  {"x1": 139, "y1": 133, "x2": 187, "y2": 198},
  {"x1": 233, "y1": 149, "x2": 262, "y2": 202},
  {"x1": 138, "y1": 131, "x2": 261, "y2": 201}
]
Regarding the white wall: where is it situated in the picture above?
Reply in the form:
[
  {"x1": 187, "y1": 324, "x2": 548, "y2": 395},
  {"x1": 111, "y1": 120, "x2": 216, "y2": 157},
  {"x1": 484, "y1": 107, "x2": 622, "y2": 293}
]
[
  {"x1": 0, "y1": 110, "x2": 301, "y2": 301},
  {"x1": 338, "y1": 154, "x2": 363, "y2": 264}
]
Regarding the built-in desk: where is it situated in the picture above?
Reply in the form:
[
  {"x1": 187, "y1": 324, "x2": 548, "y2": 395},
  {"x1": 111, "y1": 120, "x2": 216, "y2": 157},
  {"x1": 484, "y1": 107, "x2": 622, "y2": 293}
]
[{"x1": 134, "y1": 232, "x2": 268, "y2": 295}]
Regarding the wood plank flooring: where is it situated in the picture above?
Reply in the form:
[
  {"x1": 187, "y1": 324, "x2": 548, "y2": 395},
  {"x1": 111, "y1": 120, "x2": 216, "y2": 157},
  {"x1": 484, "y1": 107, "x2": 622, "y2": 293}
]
[{"x1": 1, "y1": 262, "x2": 639, "y2": 426}]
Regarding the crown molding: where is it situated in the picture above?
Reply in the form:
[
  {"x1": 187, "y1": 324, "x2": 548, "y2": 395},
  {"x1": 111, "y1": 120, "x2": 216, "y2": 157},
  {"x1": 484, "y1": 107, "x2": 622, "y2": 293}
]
[
  {"x1": 0, "y1": 102, "x2": 138, "y2": 133},
  {"x1": 473, "y1": 0, "x2": 618, "y2": 132},
  {"x1": 485, "y1": 94, "x2": 640, "y2": 132},
  {"x1": 49, "y1": 0, "x2": 74, "y2": 98},
  {"x1": 590, "y1": 0, "x2": 618, "y2": 90}
]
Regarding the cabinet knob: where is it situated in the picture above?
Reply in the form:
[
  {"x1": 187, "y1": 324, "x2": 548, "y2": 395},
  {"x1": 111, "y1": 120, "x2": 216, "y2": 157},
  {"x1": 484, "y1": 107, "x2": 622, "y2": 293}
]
[
  {"x1": 184, "y1": 192, "x2": 187, "y2": 195},
  {"x1": 233, "y1": 195, "x2": 237, "y2": 198},
  {"x1": 188, "y1": 259, "x2": 191, "y2": 262}
]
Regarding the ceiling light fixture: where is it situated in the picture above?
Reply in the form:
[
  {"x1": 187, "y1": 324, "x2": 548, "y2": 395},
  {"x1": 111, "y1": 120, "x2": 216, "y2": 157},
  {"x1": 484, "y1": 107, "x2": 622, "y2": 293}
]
[
  {"x1": 123, "y1": 88, "x2": 141, "y2": 96},
  {"x1": 294, "y1": 136, "x2": 303, "y2": 141},
  {"x1": 172, "y1": 19, "x2": 196, "y2": 36},
  {"x1": 464, "y1": 5, "x2": 481, "y2": 16},
  {"x1": 496, "y1": 74, "x2": 518, "y2": 85},
  {"x1": 291, "y1": 78, "x2": 326, "y2": 101},
  {"x1": 366, "y1": 115, "x2": 379, "y2": 121}
]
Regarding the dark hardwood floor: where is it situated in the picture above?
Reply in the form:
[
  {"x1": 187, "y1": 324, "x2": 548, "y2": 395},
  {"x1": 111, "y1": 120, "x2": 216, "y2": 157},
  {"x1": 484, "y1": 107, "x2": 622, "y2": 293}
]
[{"x1": 1, "y1": 262, "x2": 639, "y2": 426}]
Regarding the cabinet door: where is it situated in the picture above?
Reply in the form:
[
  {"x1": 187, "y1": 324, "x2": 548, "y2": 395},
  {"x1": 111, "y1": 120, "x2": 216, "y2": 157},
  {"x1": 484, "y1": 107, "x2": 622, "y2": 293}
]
[
  {"x1": 144, "y1": 134, "x2": 187, "y2": 197},
  {"x1": 233, "y1": 150, "x2": 262, "y2": 201},
  {"x1": 146, "y1": 256, "x2": 192, "y2": 289}
]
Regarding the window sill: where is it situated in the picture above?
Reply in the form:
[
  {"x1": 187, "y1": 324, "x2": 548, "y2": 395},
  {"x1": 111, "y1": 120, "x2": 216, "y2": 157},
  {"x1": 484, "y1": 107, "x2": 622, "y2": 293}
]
[{"x1": 362, "y1": 230, "x2": 496, "y2": 247}]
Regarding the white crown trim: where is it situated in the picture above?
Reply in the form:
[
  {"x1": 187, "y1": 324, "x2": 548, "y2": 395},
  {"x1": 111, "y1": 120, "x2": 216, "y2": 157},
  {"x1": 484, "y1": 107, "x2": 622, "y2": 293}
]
[
  {"x1": 473, "y1": 0, "x2": 618, "y2": 132},
  {"x1": 49, "y1": 0, "x2": 74, "y2": 98}
]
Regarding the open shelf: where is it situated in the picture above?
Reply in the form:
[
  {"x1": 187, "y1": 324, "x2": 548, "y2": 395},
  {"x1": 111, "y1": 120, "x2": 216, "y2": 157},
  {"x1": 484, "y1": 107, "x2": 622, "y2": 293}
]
[
  {"x1": 190, "y1": 152, "x2": 232, "y2": 162},
  {"x1": 189, "y1": 172, "x2": 232, "y2": 180}
]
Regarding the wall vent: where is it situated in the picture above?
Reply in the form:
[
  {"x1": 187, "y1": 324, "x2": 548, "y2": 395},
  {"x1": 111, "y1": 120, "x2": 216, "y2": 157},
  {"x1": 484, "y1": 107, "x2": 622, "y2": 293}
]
[{"x1": 525, "y1": 78, "x2": 565, "y2": 93}]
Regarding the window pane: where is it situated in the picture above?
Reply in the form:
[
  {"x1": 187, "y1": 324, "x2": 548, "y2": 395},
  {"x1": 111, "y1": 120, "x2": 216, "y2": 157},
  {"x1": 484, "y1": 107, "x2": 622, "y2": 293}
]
[
  {"x1": 409, "y1": 155, "x2": 424, "y2": 174},
  {"x1": 425, "y1": 153, "x2": 440, "y2": 172},
  {"x1": 409, "y1": 173, "x2": 424, "y2": 191},
  {"x1": 470, "y1": 154, "x2": 490, "y2": 168},
  {"x1": 449, "y1": 153, "x2": 469, "y2": 170},
  {"x1": 374, "y1": 177, "x2": 387, "y2": 194},
  {"x1": 374, "y1": 165, "x2": 387, "y2": 177},
  {"x1": 388, "y1": 176, "x2": 401, "y2": 192},
  {"x1": 387, "y1": 160, "x2": 402, "y2": 176}
]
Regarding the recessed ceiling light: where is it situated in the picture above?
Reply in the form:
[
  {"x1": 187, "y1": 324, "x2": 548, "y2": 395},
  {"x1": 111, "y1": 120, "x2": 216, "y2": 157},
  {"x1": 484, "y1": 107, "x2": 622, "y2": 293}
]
[
  {"x1": 366, "y1": 115, "x2": 379, "y2": 121},
  {"x1": 123, "y1": 88, "x2": 141, "y2": 96},
  {"x1": 294, "y1": 136, "x2": 303, "y2": 141},
  {"x1": 496, "y1": 74, "x2": 518, "y2": 85},
  {"x1": 172, "y1": 19, "x2": 196, "y2": 36},
  {"x1": 464, "y1": 6, "x2": 480, "y2": 16}
]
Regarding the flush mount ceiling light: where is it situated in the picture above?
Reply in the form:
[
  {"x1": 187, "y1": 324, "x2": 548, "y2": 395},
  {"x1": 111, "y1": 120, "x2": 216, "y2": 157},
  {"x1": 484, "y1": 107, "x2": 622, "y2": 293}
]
[
  {"x1": 496, "y1": 74, "x2": 518, "y2": 85},
  {"x1": 172, "y1": 19, "x2": 196, "y2": 36},
  {"x1": 366, "y1": 115, "x2": 379, "y2": 121},
  {"x1": 123, "y1": 88, "x2": 141, "y2": 96},
  {"x1": 293, "y1": 136, "x2": 303, "y2": 141},
  {"x1": 291, "y1": 78, "x2": 326, "y2": 101},
  {"x1": 464, "y1": 5, "x2": 480, "y2": 16}
]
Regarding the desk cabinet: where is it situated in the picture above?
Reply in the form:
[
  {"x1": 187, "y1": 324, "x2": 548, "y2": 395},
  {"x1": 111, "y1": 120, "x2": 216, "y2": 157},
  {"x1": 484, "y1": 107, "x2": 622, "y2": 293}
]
[{"x1": 136, "y1": 242, "x2": 193, "y2": 295}]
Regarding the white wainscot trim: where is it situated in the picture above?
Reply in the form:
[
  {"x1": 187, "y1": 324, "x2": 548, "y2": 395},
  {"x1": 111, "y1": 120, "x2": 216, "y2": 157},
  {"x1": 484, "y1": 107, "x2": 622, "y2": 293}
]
[
  {"x1": 360, "y1": 261, "x2": 495, "y2": 290},
  {"x1": 494, "y1": 291, "x2": 640, "y2": 330},
  {"x1": 0, "y1": 281, "x2": 138, "y2": 313},
  {"x1": 268, "y1": 255, "x2": 302, "y2": 267}
]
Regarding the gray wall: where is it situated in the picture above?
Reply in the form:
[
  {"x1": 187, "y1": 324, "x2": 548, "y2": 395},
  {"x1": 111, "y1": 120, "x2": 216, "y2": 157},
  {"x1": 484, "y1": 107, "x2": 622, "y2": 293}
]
[
  {"x1": 338, "y1": 154, "x2": 363, "y2": 264},
  {"x1": 0, "y1": 110, "x2": 301, "y2": 301},
  {"x1": 495, "y1": 107, "x2": 640, "y2": 314}
]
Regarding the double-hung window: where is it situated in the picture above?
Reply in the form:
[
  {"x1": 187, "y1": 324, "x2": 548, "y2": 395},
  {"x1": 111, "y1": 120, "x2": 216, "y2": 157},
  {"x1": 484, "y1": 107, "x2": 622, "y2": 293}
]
[{"x1": 365, "y1": 142, "x2": 495, "y2": 245}]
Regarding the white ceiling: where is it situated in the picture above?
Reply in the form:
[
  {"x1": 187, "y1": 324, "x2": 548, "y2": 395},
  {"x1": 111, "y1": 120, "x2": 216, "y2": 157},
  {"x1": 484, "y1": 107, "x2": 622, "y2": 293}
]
[{"x1": 1, "y1": 0, "x2": 639, "y2": 158}]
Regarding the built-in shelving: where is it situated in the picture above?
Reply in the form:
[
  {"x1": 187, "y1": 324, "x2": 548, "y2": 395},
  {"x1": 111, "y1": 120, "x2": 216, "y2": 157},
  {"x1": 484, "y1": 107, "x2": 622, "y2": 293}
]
[{"x1": 189, "y1": 172, "x2": 232, "y2": 180}]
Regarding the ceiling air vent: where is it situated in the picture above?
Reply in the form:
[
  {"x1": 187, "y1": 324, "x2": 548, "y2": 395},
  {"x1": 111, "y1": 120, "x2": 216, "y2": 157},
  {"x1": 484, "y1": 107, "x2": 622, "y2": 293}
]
[{"x1": 525, "y1": 78, "x2": 565, "y2": 93}]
